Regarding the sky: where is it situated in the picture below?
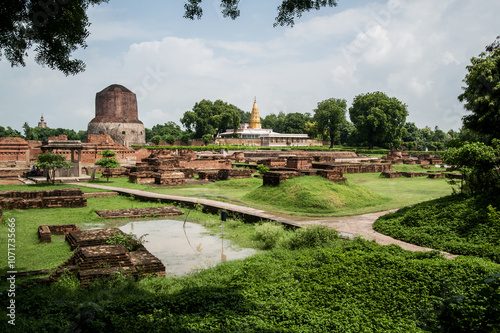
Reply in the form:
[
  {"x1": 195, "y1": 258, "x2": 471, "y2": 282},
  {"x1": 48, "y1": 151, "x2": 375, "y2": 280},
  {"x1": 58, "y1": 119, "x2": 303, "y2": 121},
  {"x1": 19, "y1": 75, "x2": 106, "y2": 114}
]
[{"x1": 1, "y1": 0, "x2": 499, "y2": 134}]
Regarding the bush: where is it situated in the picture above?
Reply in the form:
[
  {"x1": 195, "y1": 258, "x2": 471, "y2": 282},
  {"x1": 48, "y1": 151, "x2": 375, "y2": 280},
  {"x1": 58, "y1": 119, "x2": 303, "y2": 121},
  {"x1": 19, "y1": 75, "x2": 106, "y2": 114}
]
[
  {"x1": 285, "y1": 225, "x2": 339, "y2": 249},
  {"x1": 256, "y1": 164, "x2": 269, "y2": 174},
  {"x1": 254, "y1": 223, "x2": 287, "y2": 249},
  {"x1": 106, "y1": 231, "x2": 148, "y2": 251}
]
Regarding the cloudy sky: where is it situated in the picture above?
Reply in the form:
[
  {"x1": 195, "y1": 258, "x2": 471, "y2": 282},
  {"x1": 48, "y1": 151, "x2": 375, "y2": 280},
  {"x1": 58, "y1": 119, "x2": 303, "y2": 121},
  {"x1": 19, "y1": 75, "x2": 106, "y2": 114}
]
[{"x1": 1, "y1": 0, "x2": 499, "y2": 134}]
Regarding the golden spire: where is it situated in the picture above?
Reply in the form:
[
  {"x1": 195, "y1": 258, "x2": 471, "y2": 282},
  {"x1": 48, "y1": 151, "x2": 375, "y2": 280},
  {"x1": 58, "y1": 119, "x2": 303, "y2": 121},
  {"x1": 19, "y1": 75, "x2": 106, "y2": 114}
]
[{"x1": 250, "y1": 98, "x2": 261, "y2": 129}]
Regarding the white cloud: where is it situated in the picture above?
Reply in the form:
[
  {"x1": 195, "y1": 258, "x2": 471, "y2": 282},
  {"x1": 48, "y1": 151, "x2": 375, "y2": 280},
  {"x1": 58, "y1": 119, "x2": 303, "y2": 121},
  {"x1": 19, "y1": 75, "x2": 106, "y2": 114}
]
[{"x1": 1, "y1": 0, "x2": 499, "y2": 133}]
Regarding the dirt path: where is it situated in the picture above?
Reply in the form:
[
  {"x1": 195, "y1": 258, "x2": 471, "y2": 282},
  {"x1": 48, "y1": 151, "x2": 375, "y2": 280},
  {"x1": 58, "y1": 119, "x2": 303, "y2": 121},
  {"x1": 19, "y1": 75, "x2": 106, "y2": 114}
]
[{"x1": 73, "y1": 182, "x2": 457, "y2": 259}]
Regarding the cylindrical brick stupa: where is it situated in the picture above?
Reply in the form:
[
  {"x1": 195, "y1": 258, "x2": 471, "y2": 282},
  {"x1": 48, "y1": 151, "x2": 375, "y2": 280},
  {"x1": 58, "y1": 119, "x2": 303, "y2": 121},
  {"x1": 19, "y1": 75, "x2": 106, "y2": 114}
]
[{"x1": 87, "y1": 84, "x2": 146, "y2": 147}]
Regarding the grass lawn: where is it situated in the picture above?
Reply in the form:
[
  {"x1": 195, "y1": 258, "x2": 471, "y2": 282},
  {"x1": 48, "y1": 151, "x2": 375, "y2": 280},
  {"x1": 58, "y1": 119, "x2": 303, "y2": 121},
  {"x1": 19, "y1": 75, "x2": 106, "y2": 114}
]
[
  {"x1": 0, "y1": 196, "x2": 172, "y2": 276},
  {"x1": 76, "y1": 168, "x2": 456, "y2": 217}
]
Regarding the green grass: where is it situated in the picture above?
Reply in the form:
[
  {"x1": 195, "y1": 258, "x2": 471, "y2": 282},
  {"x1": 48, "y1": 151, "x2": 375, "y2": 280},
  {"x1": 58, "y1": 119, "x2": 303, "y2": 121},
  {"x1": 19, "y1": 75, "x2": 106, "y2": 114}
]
[
  {"x1": 0, "y1": 182, "x2": 109, "y2": 193},
  {"x1": 75, "y1": 171, "x2": 456, "y2": 217},
  {"x1": 346, "y1": 173, "x2": 455, "y2": 211},
  {"x1": 0, "y1": 196, "x2": 172, "y2": 276},
  {"x1": 2, "y1": 237, "x2": 499, "y2": 332},
  {"x1": 373, "y1": 193, "x2": 500, "y2": 262},
  {"x1": 242, "y1": 176, "x2": 388, "y2": 215}
]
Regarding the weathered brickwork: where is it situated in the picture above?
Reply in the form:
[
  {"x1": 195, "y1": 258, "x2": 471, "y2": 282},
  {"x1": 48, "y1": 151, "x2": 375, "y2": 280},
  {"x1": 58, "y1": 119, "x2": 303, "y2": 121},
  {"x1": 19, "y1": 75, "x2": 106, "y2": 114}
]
[
  {"x1": 0, "y1": 188, "x2": 87, "y2": 210},
  {"x1": 263, "y1": 171, "x2": 303, "y2": 186},
  {"x1": 313, "y1": 163, "x2": 392, "y2": 174},
  {"x1": 316, "y1": 170, "x2": 347, "y2": 183},
  {"x1": 95, "y1": 206, "x2": 183, "y2": 219},
  {"x1": 286, "y1": 157, "x2": 313, "y2": 169},
  {"x1": 38, "y1": 224, "x2": 81, "y2": 243}
]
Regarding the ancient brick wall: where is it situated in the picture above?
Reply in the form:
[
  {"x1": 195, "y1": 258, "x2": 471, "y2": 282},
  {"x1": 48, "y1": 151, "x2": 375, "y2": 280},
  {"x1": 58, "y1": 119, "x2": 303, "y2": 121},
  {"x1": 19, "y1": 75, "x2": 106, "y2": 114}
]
[
  {"x1": 313, "y1": 163, "x2": 392, "y2": 173},
  {"x1": 95, "y1": 206, "x2": 183, "y2": 218},
  {"x1": 286, "y1": 157, "x2": 312, "y2": 169},
  {"x1": 0, "y1": 137, "x2": 29, "y2": 162},
  {"x1": 217, "y1": 169, "x2": 253, "y2": 180},
  {"x1": 316, "y1": 170, "x2": 347, "y2": 183},
  {"x1": 0, "y1": 188, "x2": 87, "y2": 209},
  {"x1": 263, "y1": 171, "x2": 303, "y2": 186}
]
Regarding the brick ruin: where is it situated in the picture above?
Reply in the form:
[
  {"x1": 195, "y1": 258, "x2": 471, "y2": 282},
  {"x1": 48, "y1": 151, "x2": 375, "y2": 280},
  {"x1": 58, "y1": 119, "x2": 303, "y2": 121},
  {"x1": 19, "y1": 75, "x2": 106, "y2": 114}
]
[
  {"x1": 381, "y1": 171, "x2": 463, "y2": 179},
  {"x1": 0, "y1": 188, "x2": 87, "y2": 210},
  {"x1": 63, "y1": 228, "x2": 165, "y2": 287},
  {"x1": 95, "y1": 206, "x2": 184, "y2": 219},
  {"x1": 38, "y1": 224, "x2": 81, "y2": 243},
  {"x1": 381, "y1": 149, "x2": 443, "y2": 165}
]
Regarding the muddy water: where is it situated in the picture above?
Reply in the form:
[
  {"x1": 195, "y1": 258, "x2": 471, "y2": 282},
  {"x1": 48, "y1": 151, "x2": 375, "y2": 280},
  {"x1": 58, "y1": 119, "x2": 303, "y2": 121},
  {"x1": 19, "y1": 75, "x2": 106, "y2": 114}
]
[{"x1": 119, "y1": 220, "x2": 257, "y2": 276}]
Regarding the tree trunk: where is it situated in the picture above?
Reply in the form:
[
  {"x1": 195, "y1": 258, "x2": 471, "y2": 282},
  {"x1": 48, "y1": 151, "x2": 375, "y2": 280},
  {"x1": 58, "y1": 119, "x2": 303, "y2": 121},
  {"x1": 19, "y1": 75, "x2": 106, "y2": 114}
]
[
  {"x1": 329, "y1": 138, "x2": 335, "y2": 149},
  {"x1": 369, "y1": 141, "x2": 374, "y2": 150}
]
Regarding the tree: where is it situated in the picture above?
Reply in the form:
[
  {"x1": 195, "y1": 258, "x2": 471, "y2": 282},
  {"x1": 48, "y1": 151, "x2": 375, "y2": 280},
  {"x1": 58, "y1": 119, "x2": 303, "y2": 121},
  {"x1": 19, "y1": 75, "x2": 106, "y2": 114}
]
[
  {"x1": 313, "y1": 98, "x2": 347, "y2": 148},
  {"x1": 180, "y1": 99, "x2": 240, "y2": 139},
  {"x1": 1, "y1": 0, "x2": 108, "y2": 76},
  {"x1": 0, "y1": 126, "x2": 22, "y2": 138},
  {"x1": 148, "y1": 122, "x2": 182, "y2": 142},
  {"x1": 35, "y1": 152, "x2": 72, "y2": 185},
  {"x1": 443, "y1": 141, "x2": 500, "y2": 195},
  {"x1": 349, "y1": 92, "x2": 408, "y2": 149},
  {"x1": 94, "y1": 150, "x2": 120, "y2": 182},
  {"x1": 184, "y1": 0, "x2": 338, "y2": 27},
  {"x1": 151, "y1": 135, "x2": 162, "y2": 145},
  {"x1": 459, "y1": 37, "x2": 500, "y2": 142},
  {"x1": 281, "y1": 112, "x2": 311, "y2": 134}
]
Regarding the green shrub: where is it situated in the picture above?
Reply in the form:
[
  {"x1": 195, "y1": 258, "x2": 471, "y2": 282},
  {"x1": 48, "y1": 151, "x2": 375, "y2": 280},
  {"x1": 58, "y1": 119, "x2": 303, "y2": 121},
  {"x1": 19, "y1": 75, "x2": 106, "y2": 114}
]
[
  {"x1": 256, "y1": 164, "x2": 270, "y2": 174},
  {"x1": 285, "y1": 225, "x2": 339, "y2": 249},
  {"x1": 106, "y1": 231, "x2": 148, "y2": 251},
  {"x1": 254, "y1": 223, "x2": 287, "y2": 249},
  {"x1": 373, "y1": 194, "x2": 500, "y2": 262}
]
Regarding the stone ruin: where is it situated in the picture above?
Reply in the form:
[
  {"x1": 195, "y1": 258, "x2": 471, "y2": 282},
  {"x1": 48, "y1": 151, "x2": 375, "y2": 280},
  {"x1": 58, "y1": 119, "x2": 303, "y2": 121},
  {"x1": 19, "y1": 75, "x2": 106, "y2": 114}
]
[
  {"x1": 94, "y1": 206, "x2": 184, "y2": 219},
  {"x1": 381, "y1": 149, "x2": 443, "y2": 165},
  {"x1": 38, "y1": 224, "x2": 81, "y2": 243},
  {"x1": 0, "y1": 188, "x2": 87, "y2": 210},
  {"x1": 30, "y1": 228, "x2": 168, "y2": 287}
]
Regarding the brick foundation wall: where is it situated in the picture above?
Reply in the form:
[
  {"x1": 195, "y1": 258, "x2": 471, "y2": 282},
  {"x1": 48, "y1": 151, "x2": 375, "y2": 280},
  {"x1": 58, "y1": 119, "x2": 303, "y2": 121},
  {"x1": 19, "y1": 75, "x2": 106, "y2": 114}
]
[
  {"x1": 263, "y1": 171, "x2": 303, "y2": 186},
  {"x1": 313, "y1": 163, "x2": 392, "y2": 173},
  {"x1": 0, "y1": 188, "x2": 87, "y2": 210}
]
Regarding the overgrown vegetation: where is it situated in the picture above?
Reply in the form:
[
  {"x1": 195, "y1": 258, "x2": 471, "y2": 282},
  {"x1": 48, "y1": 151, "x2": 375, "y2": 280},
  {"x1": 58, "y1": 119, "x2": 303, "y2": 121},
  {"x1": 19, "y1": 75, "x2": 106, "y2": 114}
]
[
  {"x1": 243, "y1": 176, "x2": 388, "y2": 214},
  {"x1": 374, "y1": 193, "x2": 500, "y2": 263},
  {"x1": 106, "y1": 231, "x2": 148, "y2": 251},
  {"x1": 2, "y1": 237, "x2": 499, "y2": 332}
]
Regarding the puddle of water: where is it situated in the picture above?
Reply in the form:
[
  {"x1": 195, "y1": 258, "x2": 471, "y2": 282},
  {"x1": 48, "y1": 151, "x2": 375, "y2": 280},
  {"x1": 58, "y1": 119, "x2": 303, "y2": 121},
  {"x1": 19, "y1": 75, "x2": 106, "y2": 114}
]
[{"x1": 119, "y1": 220, "x2": 257, "y2": 276}]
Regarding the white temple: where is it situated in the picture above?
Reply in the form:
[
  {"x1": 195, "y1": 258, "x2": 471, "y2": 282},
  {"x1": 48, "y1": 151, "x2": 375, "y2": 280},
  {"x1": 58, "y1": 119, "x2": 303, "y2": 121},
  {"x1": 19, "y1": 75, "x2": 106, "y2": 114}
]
[{"x1": 219, "y1": 99, "x2": 310, "y2": 145}]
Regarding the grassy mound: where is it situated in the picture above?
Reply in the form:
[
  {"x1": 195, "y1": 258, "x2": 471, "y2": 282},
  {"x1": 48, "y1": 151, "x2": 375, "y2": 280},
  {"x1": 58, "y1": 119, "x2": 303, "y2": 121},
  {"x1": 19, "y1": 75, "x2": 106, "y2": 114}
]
[
  {"x1": 243, "y1": 176, "x2": 388, "y2": 214},
  {"x1": 373, "y1": 193, "x2": 500, "y2": 262},
  {"x1": 4, "y1": 238, "x2": 499, "y2": 332}
]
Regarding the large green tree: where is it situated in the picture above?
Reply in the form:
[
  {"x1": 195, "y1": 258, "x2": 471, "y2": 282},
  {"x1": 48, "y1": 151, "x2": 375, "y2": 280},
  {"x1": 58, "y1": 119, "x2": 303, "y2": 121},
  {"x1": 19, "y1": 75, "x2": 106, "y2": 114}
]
[
  {"x1": 180, "y1": 99, "x2": 240, "y2": 139},
  {"x1": 1, "y1": 0, "x2": 108, "y2": 75},
  {"x1": 459, "y1": 37, "x2": 500, "y2": 142},
  {"x1": 184, "y1": 0, "x2": 338, "y2": 27},
  {"x1": 313, "y1": 98, "x2": 347, "y2": 148},
  {"x1": 349, "y1": 92, "x2": 408, "y2": 149}
]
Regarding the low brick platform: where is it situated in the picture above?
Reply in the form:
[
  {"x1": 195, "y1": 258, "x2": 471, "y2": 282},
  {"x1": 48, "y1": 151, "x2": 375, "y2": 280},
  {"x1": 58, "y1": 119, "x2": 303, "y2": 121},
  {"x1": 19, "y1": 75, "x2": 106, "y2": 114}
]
[
  {"x1": 130, "y1": 250, "x2": 166, "y2": 277},
  {"x1": 155, "y1": 171, "x2": 185, "y2": 185},
  {"x1": 38, "y1": 224, "x2": 80, "y2": 243},
  {"x1": 313, "y1": 163, "x2": 392, "y2": 174},
  {"x1": 78, "y1": 266, "x2": 137, "y2": 288},
  {"x1": 381, "y1": 171, "x2": 402, "y2": 178},
  {"x1": 66, "y1": 228, "x2": 123, "y2": 250},
  {"x1": 83, "y1": 192, "x2": 118, "y2": 198},
  {"x1": 95, "y1": 206, "x2": 184, "y2": 219},
  {"x1": 0, "y1": 188, "x2": 87, "y2": 210},
  {"x1": 263, "y1": 171, "x2": 303, "y2": 186},
  {"x1": 316, "y1": 170, "x2": 347, "y2": 183},
  {"x1": 198, "y1": 170, "x2": 219, "y2": 181},
  {"x1": 217, "y1": 169, "x2": 253, "y2": 180}
]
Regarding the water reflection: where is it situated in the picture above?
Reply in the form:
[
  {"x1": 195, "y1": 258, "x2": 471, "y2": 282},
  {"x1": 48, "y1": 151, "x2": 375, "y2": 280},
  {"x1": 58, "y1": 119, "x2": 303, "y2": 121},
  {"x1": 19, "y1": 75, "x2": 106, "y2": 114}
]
[{"x1": 119, "y1": 220, "x2": 257, "y2": 276}]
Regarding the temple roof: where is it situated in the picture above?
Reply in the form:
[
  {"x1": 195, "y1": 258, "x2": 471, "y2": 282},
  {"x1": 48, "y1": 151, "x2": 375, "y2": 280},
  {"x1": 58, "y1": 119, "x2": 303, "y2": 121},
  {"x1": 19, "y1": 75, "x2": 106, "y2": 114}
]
[
  {"x1": 250, "y1": 98, "x2": 262, "y2": 129},
  {"x1": 98, "y1": 84, "x2": 133, "y2": 94}
]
